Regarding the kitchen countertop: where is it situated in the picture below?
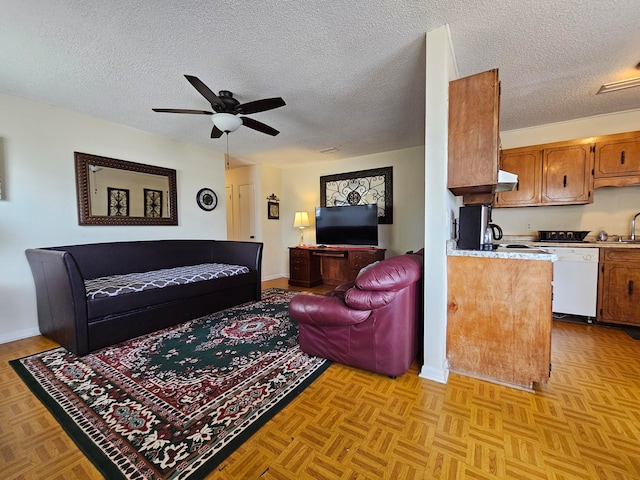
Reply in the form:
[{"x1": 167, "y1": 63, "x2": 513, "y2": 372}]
[
  {"x1": 530, "y1": 241, "x2": 640, "y2": 248},
  {"x1": 447, "y1": 236, "x2": 640, "y2": 260},
  {"x1": 446, "y1": 241, "x2": 557, "y2": 261},
  {"x1": 499, "y1": 235, "x2": 640, "y2": 248}
]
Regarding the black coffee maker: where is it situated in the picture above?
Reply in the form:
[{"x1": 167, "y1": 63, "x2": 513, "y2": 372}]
[{"x1": 458, "y1": 205, "x2": 503, "y2": 250}]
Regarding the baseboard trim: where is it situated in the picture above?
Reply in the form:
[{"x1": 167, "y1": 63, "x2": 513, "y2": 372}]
[
  {"x1": 262, "y1": 273, "x2": 287, "y2": 281},
  {"x1": 0, "y1": 327, "x2": 41, "y2": 345},
  {"x1": 419, "y1": 364, "x2": 449, "y2": 384}
]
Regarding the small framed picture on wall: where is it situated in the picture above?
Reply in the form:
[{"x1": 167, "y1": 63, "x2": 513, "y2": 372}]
[{"x1": 268, "y1": 201, "x2": 280, "y2": 220}]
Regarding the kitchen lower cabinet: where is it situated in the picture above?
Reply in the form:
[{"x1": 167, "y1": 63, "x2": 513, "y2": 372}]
[
  {"x1": 598, "y1": 248, "x2": 640, "y2": 326},
  {"x1": 447, "y1": 256, "x2": 553, "y2": 392}
]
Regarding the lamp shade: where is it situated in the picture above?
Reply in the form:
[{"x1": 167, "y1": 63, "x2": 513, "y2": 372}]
[
  {"x1": 212, "y1": 113, "x2": 242, "y2": 132},
  {"x1": 293, "y1": 211, "x2": 310, "y2": 228}
]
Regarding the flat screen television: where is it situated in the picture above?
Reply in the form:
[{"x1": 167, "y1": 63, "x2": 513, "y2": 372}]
[{"x1": 315, "y1": 205, "x2": 378, "y2": 246}]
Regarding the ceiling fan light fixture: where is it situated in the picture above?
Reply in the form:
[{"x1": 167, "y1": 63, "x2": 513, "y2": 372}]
[
  {"x1": 212, "y1": 113, "x2": 242, "y2": 132},
  {"x1": 597, "y1": 76, "x2": 640, "y2": 94}
]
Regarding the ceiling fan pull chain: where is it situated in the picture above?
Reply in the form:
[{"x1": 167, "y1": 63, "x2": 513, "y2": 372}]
[{"x1": 226, "y1": 133, "x2": 230, "y2": 170}]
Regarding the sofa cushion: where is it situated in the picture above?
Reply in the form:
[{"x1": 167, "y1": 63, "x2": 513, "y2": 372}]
[
  {"x1": 85, "y1": 264, "x2": 253, "y2": 320},
  {"x1": 85, "y1": 263, "x2": 249, "y2": 299}
]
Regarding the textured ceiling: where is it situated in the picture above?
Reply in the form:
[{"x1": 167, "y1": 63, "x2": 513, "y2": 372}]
[{"x1": 1, "y1": 0, "x2": 640, "y2": 168}]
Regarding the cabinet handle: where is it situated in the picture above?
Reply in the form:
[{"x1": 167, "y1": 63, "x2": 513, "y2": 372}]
[
  {"x1": 621, "y1": 151, "x2": 626, "y2": 165},
  {"x1": 629, "y1": 280, "x2": 634, "y2": 295},
  {"x1": 563, "y1": 175, "x2": 567, "y2": 188}
]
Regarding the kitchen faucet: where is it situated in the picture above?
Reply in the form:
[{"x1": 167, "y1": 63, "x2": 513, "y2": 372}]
[{"x1": 632, "y1": 212, "x2": 640, "y2": 241}]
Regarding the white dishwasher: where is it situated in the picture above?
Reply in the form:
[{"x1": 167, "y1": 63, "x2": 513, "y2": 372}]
[{"x1": 543, "y1": 247, "x2": 599, "y2": 320}]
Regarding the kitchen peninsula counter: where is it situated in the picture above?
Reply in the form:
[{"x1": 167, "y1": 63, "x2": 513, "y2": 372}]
[
  {"x1": 446, "y1": 241, "x2": 557, "y2": 260},
  {"x1": 446, "y1": 240, "x2": 554, "y2": 392}
]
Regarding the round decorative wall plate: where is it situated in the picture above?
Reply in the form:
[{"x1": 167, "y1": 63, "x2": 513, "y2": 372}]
[{"x1": 196, "y1": 188, "x2": 218, "y2": 211}]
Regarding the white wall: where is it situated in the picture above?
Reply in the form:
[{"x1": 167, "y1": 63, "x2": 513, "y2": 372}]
[
  {"x1": 494, "y1": 109, "x2": 640, "y2": 237},
  {"x1": 261, "y1": 165, "x2": 284, "y2": 280},
  {"x1": 0, "y1": 92, "x2": 227, "y2": 343},
  {"x1": 281, "y1": 146, "x2": 425, "y2": 270},
  {"x1": 420, "y1": 25, "x2": 458, "y2": 384}
]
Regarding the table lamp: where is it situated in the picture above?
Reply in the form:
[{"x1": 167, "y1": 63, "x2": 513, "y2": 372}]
[{"x1": 293, "y1": 211, "x2": 310, "y2": 246}]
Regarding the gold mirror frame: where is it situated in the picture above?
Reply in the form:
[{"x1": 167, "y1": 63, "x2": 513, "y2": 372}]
[{"x1": 74, "y1": 152, "x2": 178, "y2": 226}]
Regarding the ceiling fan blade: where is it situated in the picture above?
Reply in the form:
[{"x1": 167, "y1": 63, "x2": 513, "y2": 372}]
[
  {"x1": 184, "y1": 75, "x2": 225, "y2": 109},
  {"x1": 152, "y1": 108, "x2": 213, "y2": 114},
  {"x1": 211, "y1": 125, "x2": 223, "y2": 138},
  {"x1": 237, "y1": 97, "x2": 286, "y2": 114},
  {"x1": 241, "y1": 117, "x2": 280, "y2": 136}
]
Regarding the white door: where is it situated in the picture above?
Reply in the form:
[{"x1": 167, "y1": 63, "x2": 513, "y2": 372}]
[
  {"x1": 225, "y1": 185, "x2": 234, "y2": 240},
  {"x1": 238, "y1": 183, "x2": 256, "y2": 241}
]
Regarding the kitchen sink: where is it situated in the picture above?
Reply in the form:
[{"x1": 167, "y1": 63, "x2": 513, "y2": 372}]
[{"x1": 605, "y1": 236, "x2": 640, "y2": 244}]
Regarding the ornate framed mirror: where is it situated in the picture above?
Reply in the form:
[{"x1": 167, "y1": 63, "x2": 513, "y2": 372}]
[{"x1": 74, "y1": 152, "x2": 178, "y2": 226}]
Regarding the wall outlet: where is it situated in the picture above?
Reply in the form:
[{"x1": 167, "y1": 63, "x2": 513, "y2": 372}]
[{"x1": 526, "y1": 222, "x2": 532, "y2": 230}]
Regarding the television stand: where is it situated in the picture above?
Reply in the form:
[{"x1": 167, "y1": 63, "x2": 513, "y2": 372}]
[{"x1": 288, "y1": 246, "x2": 386, "y2": 287}]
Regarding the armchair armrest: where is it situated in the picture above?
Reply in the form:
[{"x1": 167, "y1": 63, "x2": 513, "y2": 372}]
[
  {"x1": 344, "y1": 289, "x2": 397, "y2": 310},
  {"x1": 289, "y1": 292, "x2": 371, "y2": 327}
]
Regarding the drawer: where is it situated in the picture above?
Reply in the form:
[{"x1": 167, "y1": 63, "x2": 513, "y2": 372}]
[
  {"x1": 602, "y1": 248, "x2": 640, "y2": 264},
  {"x1": 349, "y1": 251, "x2": 379, "y2": 270},
  {"x1": 290, "y1": 248, "x2": 309, "y2": 258},
  {"x1": 290, "y1": 257, "x2": 308, "y2": 267},
  {"x1": 290, "y1": 266, "x2": 308, "y2": 276}
]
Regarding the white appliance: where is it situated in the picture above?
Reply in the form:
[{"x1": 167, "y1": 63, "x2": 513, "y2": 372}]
[{"x1": 544, "y1": 247, "x2": 599, "y2": 320}]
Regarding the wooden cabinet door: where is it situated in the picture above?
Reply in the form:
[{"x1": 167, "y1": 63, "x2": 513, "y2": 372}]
[
  {"x1": 448, "y1": 69, "x2": 500, "y2": 197},
  {"x1": 594, "y1": 132, "x2": 640, "y2": 188},
  {"x1": 495, "y1": 148, "x2": 542, "y2": 207},
  {"x1": 541, "y1": 144, "x2": 593, "y2": 205},
  {"x1": 598, "y1": 249, "x2": 640, "y2": 325}
]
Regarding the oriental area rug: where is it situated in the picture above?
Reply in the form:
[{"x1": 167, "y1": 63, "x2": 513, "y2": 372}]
[{"x1": 10, "y1": 288, "x2": 329, "y2": 480}]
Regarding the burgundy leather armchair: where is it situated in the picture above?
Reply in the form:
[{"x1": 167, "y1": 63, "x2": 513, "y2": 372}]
[{"x1": 288, "y1": 254, "x2": 423, "y2": 377}]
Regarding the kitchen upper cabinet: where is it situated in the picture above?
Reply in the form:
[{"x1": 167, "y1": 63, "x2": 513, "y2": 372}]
[
  {"x1": 598, "y1": 248, "x2": 640, "y2": 326},
  {"x1": 495, "y1": 148, "x2": 541, "y2": 207},
  {"x1": 448, "y1": 69, "x2": 500, "y2": 205},
  {"x1": 495, "y1": 141, "x2": 593, "y2": 207},
  {"x1": 541, "y1": 143, "x2": 593, "y2": 205},
  {"x1": 594, "y1": 130, "x2": 640, "y2": 188}
]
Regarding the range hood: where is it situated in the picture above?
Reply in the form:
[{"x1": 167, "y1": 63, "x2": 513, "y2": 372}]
[{"x1": 496, "y1": 169, "x2": 518, "y2": 192}]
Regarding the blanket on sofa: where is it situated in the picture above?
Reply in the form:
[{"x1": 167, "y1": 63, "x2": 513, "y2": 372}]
[{"x1": 85, "y1": 263, "x2": 250, "y2": 299}]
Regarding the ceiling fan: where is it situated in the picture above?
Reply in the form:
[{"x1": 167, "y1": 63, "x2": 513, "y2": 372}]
[{"x1": 153, "y1": 75, "x2": 285, "y2": 138}]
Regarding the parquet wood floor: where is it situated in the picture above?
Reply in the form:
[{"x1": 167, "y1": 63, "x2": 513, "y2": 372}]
[{"x1": 2, "y1": 279, "x2": 640, "y2": 479}]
